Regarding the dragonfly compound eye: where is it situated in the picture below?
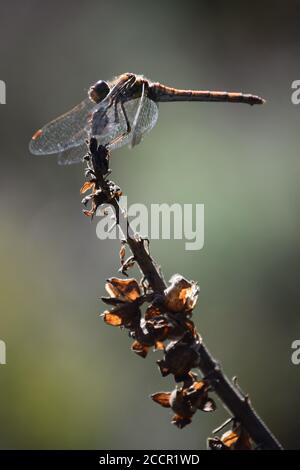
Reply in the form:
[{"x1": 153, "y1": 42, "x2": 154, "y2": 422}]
[{"x1": 89, "y1": 80, "x2": 110, "y2": 103}]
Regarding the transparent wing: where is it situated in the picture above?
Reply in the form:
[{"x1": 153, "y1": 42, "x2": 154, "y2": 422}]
[
  {"x1": 57, "y1": 142, "x2": 89, "y2": 166},
  {"x1": 130, "y1": 83, "x2": 145, "y2": 147},
  {"x1": 129, "y1": 95, "x2": 159, "y2": 148},
  {"x1": 29, "y1": 97, "x2": 96, "y2": 156},
  {"x1": 92, "y1": 96, "x2": 159, "y2": 150}
]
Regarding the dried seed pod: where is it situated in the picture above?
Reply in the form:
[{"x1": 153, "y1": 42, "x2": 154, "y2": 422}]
[
  {"x1": 152, "y1": 380, "x2": 215, "y2": 429},
  {"x1": 102, "y1": 301, "x2": 141, "y2": 329},
  {"x1": 105, "y1": 278, "x2": 141, "y2": 301},
  {"x1": 164, "y1": 274, "x2": 199, "y2": 313},
  {"x1": 157, "y1": 334, "x2": 201, "y2": 381},
  {"x1": 208, "y1": 422, "x2": 252, "y2": 450}
]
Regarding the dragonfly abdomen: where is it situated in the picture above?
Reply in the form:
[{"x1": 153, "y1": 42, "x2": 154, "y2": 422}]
[{"x1": 149, "y1": 83, "x2": 265, "y2": 106}]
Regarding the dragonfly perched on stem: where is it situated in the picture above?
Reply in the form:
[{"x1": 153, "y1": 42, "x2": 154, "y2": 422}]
[{"x1": 29, "y1": 72, "x2": 265, "y2": 165}]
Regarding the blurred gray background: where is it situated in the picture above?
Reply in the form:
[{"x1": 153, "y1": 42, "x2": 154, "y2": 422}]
[{"x1": 0, "y1": 0, "x2": 299, "y2": 449}]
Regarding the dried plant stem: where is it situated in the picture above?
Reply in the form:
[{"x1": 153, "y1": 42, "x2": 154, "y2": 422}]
[
  {"x1": 82, "y1": 139, "x2": 282, "y2": 450},
  {"x1": 123, "y1": 221, "x2": 282, "y2": 450},
  {"x1": 126, "y1": 231, "x2": 166, "y2": 294}
]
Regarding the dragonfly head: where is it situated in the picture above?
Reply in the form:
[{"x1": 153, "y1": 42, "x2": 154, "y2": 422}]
[{"x1": 89, "y1": 80, "x2": 110, "y2": 103}]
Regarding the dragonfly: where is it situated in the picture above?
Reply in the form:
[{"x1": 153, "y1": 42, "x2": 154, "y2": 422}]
[{"x1": 29, "y1": 72, "x2": 265, "y2": 165}]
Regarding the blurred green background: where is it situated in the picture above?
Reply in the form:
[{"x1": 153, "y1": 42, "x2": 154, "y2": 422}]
[{"x1": 0, "y1": 0, "x2": 299, "y2": 450}]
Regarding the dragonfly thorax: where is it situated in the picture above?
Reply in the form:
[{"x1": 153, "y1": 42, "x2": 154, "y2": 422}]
[{"x1": 89, "y1": 80, "x2": 110, "y2": 103}]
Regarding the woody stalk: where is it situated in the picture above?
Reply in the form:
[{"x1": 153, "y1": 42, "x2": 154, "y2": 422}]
[{"x1": 80, "y1": 137, "x2": 283, "y2": 451}]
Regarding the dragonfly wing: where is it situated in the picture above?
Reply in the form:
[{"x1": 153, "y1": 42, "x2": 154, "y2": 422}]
[
  {"x1": 130, "y1": 83, "x2": 145, "y2": 148},
  {"x1": 91, "y1": 97, "x2": 124, "y2": 146},
  {"x1": 29, "y1": 97, "x2": 96, "y2": 157},
  {"x1": 93, "y1": 97, "x2": 159, "y2": 151},
  {"x1": 57, "y1": 141, "x2": 88, "y2": 166},
  {"x1": 128, "y1": 97, "x2": 159, "y2": 148}
]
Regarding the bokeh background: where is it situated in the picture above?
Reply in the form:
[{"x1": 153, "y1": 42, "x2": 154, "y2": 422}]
[{"x1": 0, "y1": 0, "x2": 299, "y2": 450}]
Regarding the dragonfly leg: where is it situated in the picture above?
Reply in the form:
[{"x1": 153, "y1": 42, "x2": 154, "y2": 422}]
[
  {"x1": 113, "y1": 99, "x2": 120, "y2": 124},
  {"x1": 120, "y1": 100, "x2": 131, "y2": 135},
  {"x1": 108, "y1": 100, "x2": 132, "y2": 148}
]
